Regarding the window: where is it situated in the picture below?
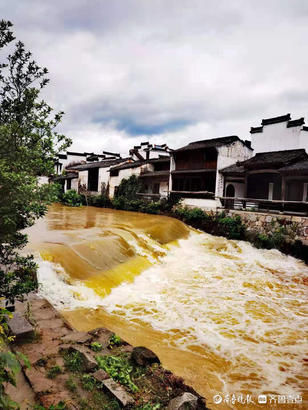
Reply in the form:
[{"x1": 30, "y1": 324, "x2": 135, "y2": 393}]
[
  {"x1": 110, "y1": 169, "x2": 119, "y2": 177},
  {"x1": 66, "y1": 179, "x2": 71, "y2": 190},
  {"x1": 88, "y1": 168, "x2": 99, "y2": 191},
  {"x1": 153, "y1": 183, "x2": 160, "y2": 194}
]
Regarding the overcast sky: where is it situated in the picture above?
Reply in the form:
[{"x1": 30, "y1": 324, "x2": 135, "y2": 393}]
[{"x1": 1, "y1": 0, "x2": 308, "y2": 155}]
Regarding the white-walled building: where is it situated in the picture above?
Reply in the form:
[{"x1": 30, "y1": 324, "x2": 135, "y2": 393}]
[
  {"x1": 129, "y1": 142, "x2": 170, "y2": 161},
  {"x1": 109, "y1": 157, "x2": 170, "y2": 199},
  {"x1": 69, "y1": 158, "x2": 126, "y2": 196},
  {"x1": 170, "y1": 136, "x2": 253, "y2": 210},
  {"x1": 108, "y1": 143, "x2": 171, "y2": 199},
  {"x1": 54, "y1": 151, "x2": 115, "y2": 175},
  {"x1": 250, "y1": 114, "x2": 308, "y2": 154},
  {"x1": 220, "y1": 114, "x2": 308, "y2": 214},
  {"x1": 53, "y1": 172, "x2": 79, "y2": 193}
]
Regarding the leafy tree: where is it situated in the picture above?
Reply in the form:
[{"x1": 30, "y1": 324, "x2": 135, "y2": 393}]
[{"x1": 0, "y1": 20, "x2": 71, "y2": 302}]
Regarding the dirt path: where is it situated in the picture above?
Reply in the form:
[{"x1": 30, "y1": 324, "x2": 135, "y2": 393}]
[{"x1": 9, "y1": 295, "x2": 207, "y2": 409}]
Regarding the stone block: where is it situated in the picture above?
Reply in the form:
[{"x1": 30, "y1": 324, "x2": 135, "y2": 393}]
[
  {"x1": 25, "y1": 368, "x2": 55, "y2": 395},
  {"x1": 7, "y1": 313, "x2": 34, "y2": 342},
  {"x1": 131, "y1": 346, "x2": 160, "y2": 367},
  {"x1": 61, "y1": 331, "x2": 92, "y2": 344},
  {"x1": 60, "y1": 346, "x2": 97, "y2": 371},
  {"x1": 93, "y1": 369, "x2": 109, "y2": 382},
  {"x1": 292, "y1": 216, "x2": 302, "y2": 223},
  {"x1": 102, "y1": 378, "x2": 134, "y2": 407},
  {"x1": 168, "y1": 392, "x2": 198, "y2": 410},
  {"x1": 89, "y1": 327, "x2": 114, "y2": 348}
]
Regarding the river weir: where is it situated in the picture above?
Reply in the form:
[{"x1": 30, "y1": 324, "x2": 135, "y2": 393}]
[{"x1": 25, "y1": 204, "x2": 307, "y2": 409}]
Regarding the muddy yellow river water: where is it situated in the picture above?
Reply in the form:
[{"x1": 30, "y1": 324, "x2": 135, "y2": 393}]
[{"x1": 25, "y1": 204, "x2": 307, "y2": 409}]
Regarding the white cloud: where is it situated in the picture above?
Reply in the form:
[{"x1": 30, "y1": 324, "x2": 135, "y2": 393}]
[{"x1": 1, "y1": 0, "x2": 308, "y2": 153}]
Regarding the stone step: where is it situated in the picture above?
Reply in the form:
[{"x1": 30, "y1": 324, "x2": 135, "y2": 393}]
[
  {"x1": 102, "y1": 378, "x2": 135, "y2": 407},
  {"x1": 7, "y1": 313, "x2": 34, "y2": 342}
]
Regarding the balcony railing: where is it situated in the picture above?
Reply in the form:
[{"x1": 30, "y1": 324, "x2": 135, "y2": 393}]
[
  {"x1": 219, "y1": 197, "x2": 308, "y2": 215},
  {"x1": 171, "y1": 190, "x2": 215, "y2": 199}
]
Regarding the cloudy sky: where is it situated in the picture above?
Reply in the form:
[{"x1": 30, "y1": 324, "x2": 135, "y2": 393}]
[{"x1": 1, "y1": 0, "x2": 308, "y2": 155}]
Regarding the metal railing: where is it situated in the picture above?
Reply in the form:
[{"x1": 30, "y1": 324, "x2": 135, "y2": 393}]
[{"x1": 218, "y1": 196, "x2": 308, "y2": 215}]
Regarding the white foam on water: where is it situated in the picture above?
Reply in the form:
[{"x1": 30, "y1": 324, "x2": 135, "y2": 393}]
[
  {"x1": 101, "y1": 232, "x2": 308, "y2": 395},
  {"x1": 37, "y1": 260, "x2": 105, "y2": 310},
  {"x1": 37, "y1": 230, "x2": 308, "y2": 396}
]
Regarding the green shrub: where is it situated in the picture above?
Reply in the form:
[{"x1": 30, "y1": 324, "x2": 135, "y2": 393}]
[
  {"x1": 33, "y1": 402, "x2": 68, "y2": 410},
  {"x1": 47, "y1": 365, "x2": 62, "y2": 379},
  {"x1": 136, "y1": 404, "x2": 161, "y2": 410},
  {"x1": 90, "y1": 342, "x2": 103, "y2": 352},
  {"x1": 217, "y1": 214, "x2": 246, "y2": 240},
  {"x1": 108, "y1": 334, "x2": 122, "y2": 347},
  {"x1": 81, "y1": 374, "x2": 96, "y2": 391},
  {"x1": 112, "y1": 196, "x2": 126, "y2": 210},
  {"x1": 65, "y1": 376, "x2": 77, "y2": 392},
  {"x1": 116, "y1": 175, "x2": 143, "y2": 200},
  {"x1": 140, "y1": 201, "x2": 161, "y2": 214},
  {"x1": 96, "y1": 355, "x2": 138, "y2": 392},
  {"x1": 62, "y1": 190, "x2": 83, "y2": 207},
  {"x1": 254, "y1": 233, "x2": 274, "y2": 249},
  {"x1": 63, "y1": 350, "x2": 84, "y2": 372}
]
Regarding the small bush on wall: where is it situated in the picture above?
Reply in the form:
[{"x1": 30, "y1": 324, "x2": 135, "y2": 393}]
[{"x1": 62, "y1": 190, "x2": 83, "y2": 207}]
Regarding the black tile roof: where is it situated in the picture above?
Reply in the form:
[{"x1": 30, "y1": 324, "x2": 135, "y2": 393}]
[
  {"x1": 174, "y1": 136, "x2": 252, "y2": 152},
  {"x1": 250, "y1": 126, "x2": 263, "y2": 134},
  {"x1": 261, "y1": 114, "x2": 291, "y2": 126},
  {"x1": 221, "y1": 149, "x2": 308, "y2": 175},
  {"x1": 280, "y1": 159, "x2": 308, "y2": 173},
  {"x1": 68, "y1": 158, "x2": 125, "y2": 170},
  {"x1": 287, "y1": 118, "x2": 305, "y2": 128},
  {"x1": 148, "y1": 157, "x2": 170, "y2": 163},
  {"x1": 110, "y1": 157, "x2": 170, "y2": 172},
  {"x1": 139, "y1": 171, "x2": 169, "y2": 177},
  {"x1": 242, "y1": 149, "x2": 307, "y2": 170},
  {"x1": 109, "y1": 160, "x2": 144, "y2": 171},
  {"x1": 53, "y1": 172, "x2": 78, "y2": 181},
  {"x1": 220, "y1": 163, "x2": 246, "y2": 175}
]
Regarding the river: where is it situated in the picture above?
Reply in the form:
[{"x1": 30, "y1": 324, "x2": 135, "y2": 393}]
[{"x1": 25, "y1": 204, "x2": 307, "y2": 409}]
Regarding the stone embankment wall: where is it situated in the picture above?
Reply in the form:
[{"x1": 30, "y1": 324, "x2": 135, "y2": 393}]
[{"x1": 227, "y1": 210, "x2": 308, "y2": 245}]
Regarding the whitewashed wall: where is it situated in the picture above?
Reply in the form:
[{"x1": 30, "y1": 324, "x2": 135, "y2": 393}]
[
  {"x1": 98, "y1": 167, "x2": 110, "y2": 194},
  {"x1": 159, "y1": 181, "x2": 169, "y2": 197},
  {"x1": 64, "y1": 178, "x2": 78, "y2": 193},
  {"x1": 251, "y1": 122, "x2": 308, "y2": 154},
  {"x1": 182, "y1": 198, "x2": 222, "y2": 210},
  {"x1": 109, "y1": 166, "x2": 143, "y2": 198},
  {"x1": 225, "y1": 181, "x2": 245, "y2": 198},
  {"x1": 55, "y1": 154, "x2": 87, "y2": 174},
  {"x1": 78, "y1": 170, "x2": 88, "y2": 191},
  {"x1": 216, "y1": 141, "x2": 252, "y2": 197}
]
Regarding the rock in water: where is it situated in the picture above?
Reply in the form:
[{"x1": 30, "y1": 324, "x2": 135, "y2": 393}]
[
  {"x1": 131, "y1": 346, "x2": 160, "y2": 366},
  {"x1": 168, "y1": 392, "x2": 198, "y2": 410}
]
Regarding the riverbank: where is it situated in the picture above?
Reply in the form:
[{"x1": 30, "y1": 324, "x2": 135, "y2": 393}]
[
  {"x1": 9, "y1": 294, "x2": 208, "y2": 409},
  {"x1": 24, "y1": 204, "x2": 308, "y2": 409}
]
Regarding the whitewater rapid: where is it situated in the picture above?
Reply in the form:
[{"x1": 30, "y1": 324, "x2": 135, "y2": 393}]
[{"x1": 35, "y1": 229, "x2": 308, "y2": 398}]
